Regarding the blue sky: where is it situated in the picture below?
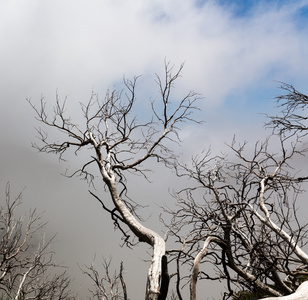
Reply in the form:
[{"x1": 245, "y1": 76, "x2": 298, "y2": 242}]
[
  {"x1": 215, "y1": 0, "x2": 308, "y2": 19},
  {"x1": 1, "y1": 0, "x2": 308, "y2": 298}
]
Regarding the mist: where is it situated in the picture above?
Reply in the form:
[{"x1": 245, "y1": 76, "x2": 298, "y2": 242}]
[{"x1": 1, "y1": 0, "x2": 308, "y2": 298}]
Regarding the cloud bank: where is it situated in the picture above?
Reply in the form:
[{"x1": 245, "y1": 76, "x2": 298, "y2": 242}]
[{"x1": 1, "y1": 0, "x2": 307, "y2": 103}]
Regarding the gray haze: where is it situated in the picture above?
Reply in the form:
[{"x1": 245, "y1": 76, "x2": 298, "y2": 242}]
[{"x1": 1, "y1": 1, "x2": 308, "y2": 298}]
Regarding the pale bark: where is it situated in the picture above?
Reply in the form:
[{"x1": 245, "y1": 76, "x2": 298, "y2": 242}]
[
  {"x1": 15, "y1": 265, "x2": 35, "y2": 300},
  {"x1": 120, "y1": 262, "x2": 128, "y2": 300},
  {"x1": 190, "y1": 236, "x2": 221, "y2": 300},
  {"x1": 261, "y1": 281, "x2": 308, "y2": 300},
  {"x1": 103, "y1": 166, "x2": 165, "y2": 300},
  {"x1": 29, "y1": 63, "x2": 201, "y2": 299},
  {"x1": 257, "y1": 177, "x2": 308, "y2": 264}
]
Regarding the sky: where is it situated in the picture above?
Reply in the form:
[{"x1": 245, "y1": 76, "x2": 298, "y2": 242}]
[{"x1": 1, "y1": 0, "x2": 308, "y2": 298}]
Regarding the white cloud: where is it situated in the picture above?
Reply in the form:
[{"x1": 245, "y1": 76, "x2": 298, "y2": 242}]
[
  {"x1": 1, "y1": 0, "x2": 308, "y2": 178},
  {"x1": 2, "y1": 0, "x2": 308, "y2": 105}
]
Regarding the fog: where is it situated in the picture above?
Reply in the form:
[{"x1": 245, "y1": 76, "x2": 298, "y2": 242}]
[{"x1": 1, "y1": 0, "x2": 308, "y2": 298}]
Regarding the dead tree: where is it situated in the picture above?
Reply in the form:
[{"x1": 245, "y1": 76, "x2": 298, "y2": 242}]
[
  {"x1": 80, "y1": 257, "x2": 128, "y2": 300},
  {"x1": 0, "y1": 184, "x2": 75, "y2": 299},
  {"x1": 266, "y1": 83, "x2": 308, "y2": 137},
  {"x1": 29, "y1": 62, "x2": 199, "y2": 300},
  {"x1": 165, "y1": 135, "x2": 308, "y2": 299},
  {"x1": 163, "y1": 86, "x2": 308, "y2": 299}
]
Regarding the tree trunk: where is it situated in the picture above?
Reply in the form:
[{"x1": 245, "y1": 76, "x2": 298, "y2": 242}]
[
  {"x1": 190, "y1": 236, "x2": 222, "y2": 300},
  {"x1": 104, "y1": 174, "x2": 166, "y2": 300},
  {"x1": 158, "y1": 255, "x2": 169, "y2": 300},
  {"x1": 261, "y1": 281, "x2": 308, "y2": 300}
]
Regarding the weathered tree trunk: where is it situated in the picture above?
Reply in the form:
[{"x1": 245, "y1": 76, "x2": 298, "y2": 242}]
[
  {"x1": 261, "y1": 281, "x2": 308, "y2": 300},
  {"x1": 190, "y1": 235, "x2": 283, "y2": 300},
  {"x1": 158, "y1": 255, "x2": 169, "y2": 300},
  {"x1": 145, "y1": 235, "x2": 166, "y2": 300},
  {"x1": 103, "y1": 172, "x2": 166, "y2": 300},
  {"x1": 190, "y1": 236, "x2": 222, "y2": 300}
]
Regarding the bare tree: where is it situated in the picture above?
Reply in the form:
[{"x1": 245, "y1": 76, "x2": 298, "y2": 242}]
[
  {"x1": 162, "y1": 86, "x2": 308, "y2": 299},
  {"x1": 29, "y1": 62, "x2": 200, "y2": 300},
  {"x1": 80, "y1": 257, "x2": 128, "y2": 300},
  {"x1": 266, "y1": 83, "x2": 308, "y2": 137},
  {"x1": 0, "y1": 184, "x2": 75, "y2": 299},
  {"x1": 29, "y1": 61, "x2": 308, "y2": 299}
]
